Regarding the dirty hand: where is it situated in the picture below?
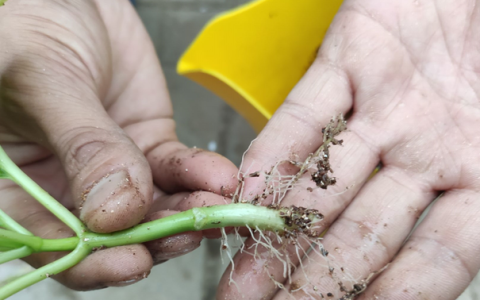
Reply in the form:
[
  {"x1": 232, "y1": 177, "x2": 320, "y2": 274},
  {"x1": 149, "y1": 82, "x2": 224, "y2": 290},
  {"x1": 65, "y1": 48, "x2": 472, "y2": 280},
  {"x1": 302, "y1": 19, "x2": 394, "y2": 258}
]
[
  {"x1": 218, "y1": 0, "x2": 480, "y2": 299},
  {"x1": 0, "y1": 0, "x2": 237, "y2": 290}
]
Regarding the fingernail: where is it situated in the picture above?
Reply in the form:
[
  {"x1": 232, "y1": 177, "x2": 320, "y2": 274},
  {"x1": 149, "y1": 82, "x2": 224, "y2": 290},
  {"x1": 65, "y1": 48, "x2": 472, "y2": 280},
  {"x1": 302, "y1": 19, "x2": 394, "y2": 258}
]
[
  {"x1": 153, "y1": 259, "x2": 167, "y2": 266},
  {"x1": 107, "y1": 271, "x2": 150, "y2": 287},
  {"x1": 148, "y1": 234, "x2": 201, "y2": 263},
  {"x1": 80, "y1": 170, "x2": 145, "y2": 232}
]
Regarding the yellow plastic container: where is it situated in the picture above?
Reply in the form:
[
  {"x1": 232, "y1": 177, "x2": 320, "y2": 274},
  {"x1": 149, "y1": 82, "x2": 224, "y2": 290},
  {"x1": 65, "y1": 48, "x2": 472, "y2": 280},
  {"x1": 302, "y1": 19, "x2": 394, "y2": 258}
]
[{"x1": 177, "y1": 0, "x2": 343, "y2": 132}]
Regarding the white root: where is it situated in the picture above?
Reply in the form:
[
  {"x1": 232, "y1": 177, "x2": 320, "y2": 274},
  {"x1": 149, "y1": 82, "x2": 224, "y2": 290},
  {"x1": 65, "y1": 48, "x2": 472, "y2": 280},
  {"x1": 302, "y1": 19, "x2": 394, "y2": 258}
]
[{"x1": 220, "y1": 114, "x2": 382, "y2": 299}]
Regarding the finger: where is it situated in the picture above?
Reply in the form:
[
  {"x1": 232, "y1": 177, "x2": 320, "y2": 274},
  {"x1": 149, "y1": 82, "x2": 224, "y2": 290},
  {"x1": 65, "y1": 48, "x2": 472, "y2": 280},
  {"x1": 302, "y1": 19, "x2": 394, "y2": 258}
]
[
  {"x1": 147, "y1": 145, "x2": 238, "y2": 196},
  {"x1": 273, "y1": 165, "x2": 435, "y2": 299},
  {"x1": 94, "y1": 1, "x2": 239, "y2": 199},
  {"x1": 217, "y1": 51, "x2": 375, "y2": 298},
  {"x1": 5, "y1": 64, "x2": 154, "y2": 234},
  {"x1": 93, "y1": 0, "x2": 173, "y2": 128},
  {"x1": 57, "y1": 123, "x2": 153, "y2": 234},
  {"x1": 0, "y1": 180, "x2": 152, "y2": 290},
  {"x1": 218, "y1": 129, "x2": 379, "y2": 299},
  {"x1": 357, "y1": 188, "x2": 480, "y2": 300},
  {"x1": 59, "y1": 245, "x2": 152, "y2": 290},
  {"x1": 238, "y1": 58, "x2": 353, "y2": 199},
  {"x1": 0, "y1": 12, "x2": 153, "y2": 233},
  {"x1": 143, "y1": 210, "x2": 202, "y2": 265}
]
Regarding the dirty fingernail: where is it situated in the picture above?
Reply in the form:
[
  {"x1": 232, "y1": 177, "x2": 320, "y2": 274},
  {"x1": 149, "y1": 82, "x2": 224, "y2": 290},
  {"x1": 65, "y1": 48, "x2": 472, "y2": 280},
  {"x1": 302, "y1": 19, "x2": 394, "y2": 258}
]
[
  {"x1": 146, "y1": 233, "x2": 202, "y2": 263},
  {"x1": 107, "y1": 271, "x2": 150, "y2": 287},
  {"x1": 80, "y1": 170, "x2": 147, "y2": 233}
]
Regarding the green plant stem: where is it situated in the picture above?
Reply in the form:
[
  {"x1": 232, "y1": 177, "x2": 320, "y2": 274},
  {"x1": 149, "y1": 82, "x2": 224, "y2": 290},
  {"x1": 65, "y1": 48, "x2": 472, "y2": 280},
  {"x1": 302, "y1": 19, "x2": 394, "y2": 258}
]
[
  {"x1": 0, "y1": 228, "x2": 79, "y2": 252},
  {"x1": 85, "y1": 203, "x2": 285, "y2": 248},
  {"x1": 0, "y1": 0, "x2": 6, "y2": 6},
  {"x1": 0, "y1": 244, "x2": 90, "y2": 299},
  {"x1": 0, "y1": 209, "x2": 31, "y2": 235},
  {"x1": 0, "y1": 204, "x2": 287, "y2": 298},
  {"x1": 0, "y1": 229, "x2": 43, "y2": 251},
  {"x1": 0, "y1": 246, "x2": 32, "y2": 264},
  {"x1": 1, "y1": 204, "x2": 285, "y2": 253},
  {"x1": 0, "y1": 147, "x2": 85, "y2": 235}
]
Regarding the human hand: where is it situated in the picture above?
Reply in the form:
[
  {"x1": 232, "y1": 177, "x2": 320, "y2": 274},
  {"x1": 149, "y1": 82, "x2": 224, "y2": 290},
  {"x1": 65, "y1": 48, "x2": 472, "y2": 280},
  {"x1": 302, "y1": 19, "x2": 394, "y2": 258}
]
[
  {"x1": 0, "y1": 0, "x2": 237, "y2": 290},
  {"x1": 217, "y1": 0, "x2": 480, "y2": 299}
]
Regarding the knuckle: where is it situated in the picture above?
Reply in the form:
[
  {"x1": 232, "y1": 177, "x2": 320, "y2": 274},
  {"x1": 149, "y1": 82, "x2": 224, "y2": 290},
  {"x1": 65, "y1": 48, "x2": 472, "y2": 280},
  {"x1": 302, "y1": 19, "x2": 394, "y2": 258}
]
[{"x1": 59, "y1": 126, "x2": 124, "y2": 178}]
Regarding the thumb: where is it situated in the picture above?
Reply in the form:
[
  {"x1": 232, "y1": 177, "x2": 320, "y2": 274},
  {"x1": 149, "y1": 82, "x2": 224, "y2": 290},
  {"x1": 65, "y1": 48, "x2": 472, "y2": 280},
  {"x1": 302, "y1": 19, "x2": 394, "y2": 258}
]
[
  {"x1": 0, "y1": 2, "x2": 153, "y2": 233},
  {"x1": 2, "y1": 63, "x2": 153, "y2": 234},
  {"x1": 0, "y1": 5, "x2": 154, "y2": 233},
  {"x1": 55, "y1": 119, "x2": 154, "y2": 233}
]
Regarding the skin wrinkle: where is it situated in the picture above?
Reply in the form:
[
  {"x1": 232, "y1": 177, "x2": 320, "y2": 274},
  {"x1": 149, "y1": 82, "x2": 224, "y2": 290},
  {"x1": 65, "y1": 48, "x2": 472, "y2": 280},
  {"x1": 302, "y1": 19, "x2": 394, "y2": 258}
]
[
  {"x1": 434, "y1": 120, "x2": 465, "y2": 188},
  {"x1": 373, "y1": 84, "x2": 470, "y2": 187},
  {"x1": 432, "y1": 1, "x2": 477, "y2": 71},
  {"x1": 0, "y1": 184, "x2": 24, "y2": 204},
  {"x1": 407, "y1": 235, "x2": 475, "y2": 280},
  {"x1": 277, "y1": 101, "x2": 328, "y2": 136},
  {"x1": 459, "y1": 161, "x2": 480, "y2": 190},
  {"x1": 432, "y1": 1, "x2": 457, "y2": 66},
  {"x1": 429, "y1": 106, "x2": 480, "y2": 189},
  {"x1": 385, "y1": 120, "x2": 440, "y2": 174},
  {"x1": 371, "y1": 70, "x2": 414, "y2": 123},
  {"x1": 380, "y1": 165, "x2": 430, "y2": 195},
  {"x1": 143, "y1": 140, "x2": 183, "y2": 162},
  {"x1": 458, "y1": 5, "x2": 480, "y2": 101},
  {"x1": 109, "y1": 89, "x2": 167, "y2": 128},
  {"x1": 344, "y1": 3, "x2": 478, "y2": 110},
  {"x1": 102, "y1": 54, "x2": 136, "y2": 111},
  {"x1": 13, "y1": 13, "x2": 103, "y2": 91},
  {"x1": 1, "y1": 61, "x2": 101, "y2": 145},
  {"x1": 336, "y1": 215, "x2": 391, "y2": 259},
  {"x1": 138, "y1": 132, "x2": 176, "y2": 158},
  {"x1": 69, "y1": 141, "x2": 106, "y2": 180},
  {"x1": 314, "y1": 60, "x2": 353, "y2": 101},
  {"x1": 28, "y1": 30, "x2": 96, "y2": 90},
  {"x1": 330, "y1": 13, "x2": 414, "y2": 122},
  {"x1": 58, "y1": 126, "x2": 116, "y2": 169},
  {"x1": 408, "y1": 18, "x2": 478, "y2": 105},
  {"x1": 446, "y1": 103, "x2": 478, "y2": 142},
  {"x1": 53, "y1": 1, "x2": 111, "y2": 92},
  {"x1": 67, "y1": 4, "x2": 110, "y2": 81},
  {"x1": 121, "y1": 117, "x2": 175, "y2": 138},
  {"x1": 346, "y1": 121, "x2": 381, "y2": 157},
  {"x1": 0, "y1": 143, "x2": 51, "y2": 167},
  {"x1": 12, "y1": 207, "x2": 60, "y2": 238}
]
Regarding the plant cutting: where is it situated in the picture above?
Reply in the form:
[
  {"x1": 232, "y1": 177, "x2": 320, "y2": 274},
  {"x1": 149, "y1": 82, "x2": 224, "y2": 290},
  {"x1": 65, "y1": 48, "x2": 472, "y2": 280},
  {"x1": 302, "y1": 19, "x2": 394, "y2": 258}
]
[{"x1": 0, "y1": 114, "x2": 380, "y2": 299}]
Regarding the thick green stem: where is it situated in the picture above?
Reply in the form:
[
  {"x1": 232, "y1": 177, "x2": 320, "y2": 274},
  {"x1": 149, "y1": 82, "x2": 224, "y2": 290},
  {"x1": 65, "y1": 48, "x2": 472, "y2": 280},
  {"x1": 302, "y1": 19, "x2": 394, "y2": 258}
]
[
  {"x1": 1, "y1": 147, "x2": 292, "y2": 299},
  {"x1": 0, "y1": 204, "x2": 288, "y2": 298},
  {"x1": 0, "y1": 229, "x2": 43, "y2": 251},
  {"x1": 0, "y1": 246, "x2": 32, "y2": 264},
  {"x1": 85, "y1": 204, "x2": 285, "y2": 248},
  {"x1": 0, "y1": 147, "x2": 85, "y2": 235},
  {"x1": 0, "y1": 228, "x2": 79, "y2": 252},
  {"x1": 0, "y1": 204, "x2": 285, "y2": 253},
  {"x1": 0, "y1": 244, "x2": 90, "y2": 299}
]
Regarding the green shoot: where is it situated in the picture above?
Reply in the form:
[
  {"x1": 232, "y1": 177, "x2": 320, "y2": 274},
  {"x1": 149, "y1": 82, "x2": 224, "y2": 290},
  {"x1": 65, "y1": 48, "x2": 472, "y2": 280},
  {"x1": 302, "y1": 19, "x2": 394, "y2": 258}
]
[{"x1": 0, "y1": 114, "x2": 380, "y2": 300}]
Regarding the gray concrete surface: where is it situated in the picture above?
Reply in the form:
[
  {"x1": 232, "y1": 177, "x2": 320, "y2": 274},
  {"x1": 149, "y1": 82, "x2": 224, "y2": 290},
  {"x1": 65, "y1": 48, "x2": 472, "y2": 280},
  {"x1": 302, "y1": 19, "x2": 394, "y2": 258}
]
[{"x1": 2, "y1": 0, "x2": 480, "y2": 299}]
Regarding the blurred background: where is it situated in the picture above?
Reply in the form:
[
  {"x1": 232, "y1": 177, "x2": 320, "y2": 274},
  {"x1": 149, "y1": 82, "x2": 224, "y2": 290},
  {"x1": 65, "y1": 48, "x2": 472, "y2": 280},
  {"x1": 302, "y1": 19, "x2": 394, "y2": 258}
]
[{"x1": 1, "y1": 0, "x2": 479, "y2": 299}]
